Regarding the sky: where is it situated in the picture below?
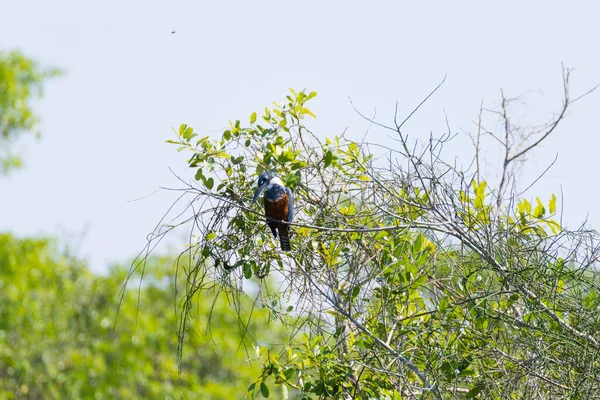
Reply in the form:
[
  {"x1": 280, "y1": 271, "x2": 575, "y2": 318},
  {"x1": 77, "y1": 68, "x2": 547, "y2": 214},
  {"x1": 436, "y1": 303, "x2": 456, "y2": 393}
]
[{"x1": 1, "y1": 1, "x2": 599, "y2": 273}]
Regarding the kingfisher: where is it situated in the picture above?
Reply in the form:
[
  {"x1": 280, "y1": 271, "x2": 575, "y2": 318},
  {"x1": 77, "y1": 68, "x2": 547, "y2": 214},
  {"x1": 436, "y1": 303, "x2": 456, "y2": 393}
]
[{"x1": 252, "y1": 171, "x2": 294, "y2": 252}]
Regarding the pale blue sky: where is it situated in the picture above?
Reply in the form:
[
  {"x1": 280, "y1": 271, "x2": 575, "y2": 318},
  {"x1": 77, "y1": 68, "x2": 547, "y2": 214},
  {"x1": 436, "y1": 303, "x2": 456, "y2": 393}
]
[{"x1": 1, "y1": 1, "x2": 599, "y2": 272}]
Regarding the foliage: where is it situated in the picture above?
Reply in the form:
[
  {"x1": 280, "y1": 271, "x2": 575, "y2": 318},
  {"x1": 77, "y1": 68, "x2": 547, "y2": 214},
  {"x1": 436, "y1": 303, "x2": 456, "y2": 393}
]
[
  {"x1": 0, "y1": 50, "x2": 61, "y2": 173},
  {"x1": 157, "y1": 73, "x2": 600, "y2": 399},
  {"x1": 0, "y1": 233, "x2": 282, "y2": 399}
]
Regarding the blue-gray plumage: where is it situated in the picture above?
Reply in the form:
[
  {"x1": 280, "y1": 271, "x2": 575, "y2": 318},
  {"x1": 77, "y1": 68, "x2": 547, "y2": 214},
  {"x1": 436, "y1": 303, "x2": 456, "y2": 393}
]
[{"x1": 251, "y1": 171, "x2": 294, "y2": 251}]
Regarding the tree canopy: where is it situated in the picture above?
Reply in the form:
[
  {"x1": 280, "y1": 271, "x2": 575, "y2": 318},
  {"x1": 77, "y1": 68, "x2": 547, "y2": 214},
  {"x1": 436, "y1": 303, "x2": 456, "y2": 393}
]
[
  {"x1": 0, "y1": 50, "x2": 60, "y2": 173},
  {"x1": 153, "y1": 71, "x2": 600, "y2": 399},
  {"x1": 0, "y1": 233, "x2": 284, "y2": 399}
]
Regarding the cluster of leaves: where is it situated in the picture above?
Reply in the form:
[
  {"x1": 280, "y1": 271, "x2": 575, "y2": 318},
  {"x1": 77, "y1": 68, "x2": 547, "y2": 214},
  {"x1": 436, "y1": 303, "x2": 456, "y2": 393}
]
[
  {"x1": 0, "y1": 233, "x2": 286, "y2": 399},
  {"x1": 161, "y1": 88, "x2": 600, "y2": 399},
  {"x1": 0, "y1": 50, "x2": 61, "y2": 173}
]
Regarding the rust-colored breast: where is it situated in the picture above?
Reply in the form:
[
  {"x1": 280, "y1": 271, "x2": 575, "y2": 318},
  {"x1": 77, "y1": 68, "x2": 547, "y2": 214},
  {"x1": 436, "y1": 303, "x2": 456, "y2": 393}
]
[{"x1": 264, "y1": 193, "x2": 289, "y2": 222}]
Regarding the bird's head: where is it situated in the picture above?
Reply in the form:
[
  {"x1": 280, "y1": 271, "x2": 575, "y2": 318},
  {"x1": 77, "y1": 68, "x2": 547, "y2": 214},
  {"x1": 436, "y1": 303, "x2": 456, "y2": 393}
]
[{"x1": 252, "y1": 171, "x2": 283, "y2": 203}]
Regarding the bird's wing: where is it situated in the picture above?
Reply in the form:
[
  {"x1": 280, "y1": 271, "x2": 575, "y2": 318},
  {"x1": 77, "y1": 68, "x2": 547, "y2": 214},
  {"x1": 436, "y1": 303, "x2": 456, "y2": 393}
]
[{"x1": 286, "y1": 187, "x2": 294, "y2": 222}]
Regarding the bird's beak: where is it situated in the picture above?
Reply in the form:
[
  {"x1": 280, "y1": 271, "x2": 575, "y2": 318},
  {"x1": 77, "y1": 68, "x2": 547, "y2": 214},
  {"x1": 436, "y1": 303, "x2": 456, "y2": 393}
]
[{"x1": 252, "y1": 182, "x2": 267, "y2": 203}]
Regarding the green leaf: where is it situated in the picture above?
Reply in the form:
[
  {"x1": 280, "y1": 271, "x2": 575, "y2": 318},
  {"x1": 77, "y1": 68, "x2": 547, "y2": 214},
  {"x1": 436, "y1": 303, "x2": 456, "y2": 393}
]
[
  {"x1": 284, "y1": 173, "x2": 301, "y2": 188},
  {"x1": 201, "y1": 246, "x2": 210, "y2": 258},
  {"x1": 195, "y1": 168, "x2": 204, "y2": 181},
  {"x1": 303, "y1": 381, "x2": 312, "y2": 392},
  {"x1": 411, "y1": 273, "x2": 427, "y2": 288},
  {"x1": 476, "y1": 180, "x2": 486, "y2": 198},
  {"x1": 260, "y1": 382, "x2": 269, "y2": 398},
  {"x1": 374, "y1": 230, "x2": 389, "y2": 241},
  {"x1": 183, "y1": 126, "x2": 194, "y2": 141},
  {"x1": 300, "y1": 108, "x2": 316, "y2": 118},
  {"x1": 243, "y1": 263, "x2": 252, "y2": 279},
  {"x1": 250, "y1": 112, "x2": 257, "y2": 124},
  {"x1": 279, "y1": 151, "x2": 295, "y2": 162},
  {"x1": 339, "y1": 203, "x2": 356, "y2": 216},
  {"x1": 291, "y1": 161, "x2": 308, "y2": 170},
  {"x1": 507, "y1": 293, "x2": 519, "y2": 308},
  {"x1": 283, "y1": 368, "x2": 295, "y2": 381},
  {"x1": 205, "y1": 177, "x2": 214, "y2": 190},
  {"x1": 179, "y1": 123, "x2": 187, "y2": 136},
  {"x1": 324, "y1": 150, "x2": 333, "y2": 168},
  {"x1": 549, "y1": 193, "x2": 557, "y2": 214},
  {"x1": 523, "y1": 199, "x2": 531, "y2": 214},
  {"x1": 439, "y1": 296, "x2": 449, "y2": 312},
  {"x1": 205, "y1": 232, "x2": 217, "y2": 241},
  {"x1": 466, "y1": 383, "x2": 485, "y2": 398},
  {"x1": 533, "y1": 197, "x2": 545, "y2": 218},
  {"x1": 223, "y1": 130, "x2": 231, "y2": 141},
  {"x1": 471, "y1": 180, "x2": 486, "y2": 209},
  {"x1": 413, "y1": 234, "x2": 424, "y2": 252}
]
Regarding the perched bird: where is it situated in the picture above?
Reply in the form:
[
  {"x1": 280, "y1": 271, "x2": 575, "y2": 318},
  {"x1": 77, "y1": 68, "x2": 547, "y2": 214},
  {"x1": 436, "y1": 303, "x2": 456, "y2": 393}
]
[{"x1": 252, "y1": 171, "x2": 294, "y2": 251}]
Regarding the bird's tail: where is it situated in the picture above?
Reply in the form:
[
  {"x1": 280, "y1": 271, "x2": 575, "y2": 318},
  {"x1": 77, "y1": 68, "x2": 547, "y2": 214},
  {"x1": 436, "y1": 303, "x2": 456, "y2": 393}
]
[
  {"x1": 279, "y1": 235, "x2": 291, "y2": 251},
  {"x1": 278, "y1": 226, "x2": 291, "y2": 252}
]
